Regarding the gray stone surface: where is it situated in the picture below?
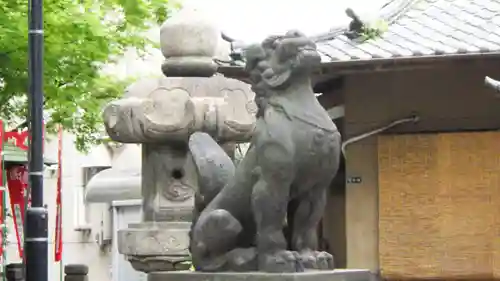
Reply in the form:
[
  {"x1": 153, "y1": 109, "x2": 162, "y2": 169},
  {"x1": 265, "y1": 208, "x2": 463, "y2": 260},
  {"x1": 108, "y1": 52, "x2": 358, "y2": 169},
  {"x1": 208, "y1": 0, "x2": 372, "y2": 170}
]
[
  {"x1": 189, "y1": 31, "x2": 342, "y2": 273},
  {"x1": 160, "y1": 7, "x2": 220, "y2": 77},
  {"x1": 148, "y1": 269, "x2": 375, "y2": 281},
  {"x1": 117, "y1": 222, "x2": 192, "y2": 272},
  {"x1": 118, "y1": 222, "x2": 191, "y2": 256},
  {"x1": 188, "y1": 132, "x2": 236, "y2": 221},
  {"x1": 101, "y1": 5, "x2": 256, "y2": 273},
  {"x1": 103, "y1": 75, "x2": 256, "y2": 144}
]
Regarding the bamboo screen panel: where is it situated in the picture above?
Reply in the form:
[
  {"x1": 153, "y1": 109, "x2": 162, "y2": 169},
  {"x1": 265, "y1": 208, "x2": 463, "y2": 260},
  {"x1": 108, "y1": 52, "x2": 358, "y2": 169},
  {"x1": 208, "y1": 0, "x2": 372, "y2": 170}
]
[{"x1": 378, "y1": 132, "x2": 500, "y2": 279}]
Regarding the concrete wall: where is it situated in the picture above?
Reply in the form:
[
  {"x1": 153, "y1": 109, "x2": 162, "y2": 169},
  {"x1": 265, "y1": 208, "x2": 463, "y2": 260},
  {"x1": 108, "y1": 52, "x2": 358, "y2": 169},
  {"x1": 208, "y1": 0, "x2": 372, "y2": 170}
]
[
  {"x1": 333, "y1": 59, "x2": 500, "y2": 272},
  {"x1": 3, "y1": 134, "x2": 115, "y2": 281}
]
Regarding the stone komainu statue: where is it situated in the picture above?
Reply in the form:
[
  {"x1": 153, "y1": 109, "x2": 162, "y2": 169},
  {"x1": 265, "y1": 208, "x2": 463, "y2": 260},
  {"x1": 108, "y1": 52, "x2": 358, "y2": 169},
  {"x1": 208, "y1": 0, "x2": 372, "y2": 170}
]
[{"x1": 188, "y1": 30, "x2": 342, "y2": 273}]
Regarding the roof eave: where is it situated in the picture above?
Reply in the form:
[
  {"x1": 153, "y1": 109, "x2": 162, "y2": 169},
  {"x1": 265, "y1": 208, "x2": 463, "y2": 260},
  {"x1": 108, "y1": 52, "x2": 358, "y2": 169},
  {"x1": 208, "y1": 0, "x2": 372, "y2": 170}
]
[
  {"x1": 218, "y1": 51, "x2": 500, "y2": 80},
  {"x1": 321, "y1": 51, "x2": 500, "y2": 67}
]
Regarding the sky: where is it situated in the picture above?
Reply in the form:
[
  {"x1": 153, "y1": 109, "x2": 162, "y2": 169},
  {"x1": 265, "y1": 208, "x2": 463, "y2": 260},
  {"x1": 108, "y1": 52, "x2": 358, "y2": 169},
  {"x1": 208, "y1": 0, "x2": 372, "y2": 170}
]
[
  {"x1": 186, "y1": 0, "x2": 389, "y2": 44},
  {"x1": 106, "y1": 0, "x2": 390, "y2": 78}
]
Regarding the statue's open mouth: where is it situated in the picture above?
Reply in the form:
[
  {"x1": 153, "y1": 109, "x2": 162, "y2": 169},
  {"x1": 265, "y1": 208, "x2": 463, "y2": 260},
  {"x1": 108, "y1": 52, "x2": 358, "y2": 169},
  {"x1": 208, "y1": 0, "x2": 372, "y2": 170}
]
[{"x1": 298, "y1": 47, "x2": 321, "y2": 65}]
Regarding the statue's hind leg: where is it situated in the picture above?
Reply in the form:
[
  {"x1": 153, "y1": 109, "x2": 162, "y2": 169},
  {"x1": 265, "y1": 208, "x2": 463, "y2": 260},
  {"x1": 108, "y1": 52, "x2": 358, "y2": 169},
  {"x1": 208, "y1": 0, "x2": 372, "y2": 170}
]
[
  {"x1": 191, "y1": 210, "x2": 259, "y2": 272},
  {"x1": 190, "y1": 209, "x2": 242, "y2": 271}
]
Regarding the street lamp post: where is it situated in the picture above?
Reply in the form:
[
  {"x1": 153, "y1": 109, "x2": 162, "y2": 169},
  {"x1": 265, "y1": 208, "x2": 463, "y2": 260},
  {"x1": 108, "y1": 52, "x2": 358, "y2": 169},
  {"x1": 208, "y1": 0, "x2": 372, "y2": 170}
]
[{"x1": 26, "y1": 0, "x2": 48, "y2": 280}]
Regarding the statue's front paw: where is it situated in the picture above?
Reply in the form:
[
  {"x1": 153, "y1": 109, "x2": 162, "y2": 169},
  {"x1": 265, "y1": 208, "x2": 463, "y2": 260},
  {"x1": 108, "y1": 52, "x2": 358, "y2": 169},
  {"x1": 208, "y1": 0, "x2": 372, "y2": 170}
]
[
  {"x1": 259, "y1": 250, "x2": 303, "y2": 273},
  {"x1": 298, "y1": 250, "x2": 334, "y2": 270}
]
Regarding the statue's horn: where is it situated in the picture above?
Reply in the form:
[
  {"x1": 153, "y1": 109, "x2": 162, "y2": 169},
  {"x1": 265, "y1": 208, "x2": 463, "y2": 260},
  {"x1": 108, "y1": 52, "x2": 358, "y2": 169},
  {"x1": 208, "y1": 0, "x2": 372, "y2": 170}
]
[{"x1": 485, "y1": 76, "x2": 500, "y2": 93}]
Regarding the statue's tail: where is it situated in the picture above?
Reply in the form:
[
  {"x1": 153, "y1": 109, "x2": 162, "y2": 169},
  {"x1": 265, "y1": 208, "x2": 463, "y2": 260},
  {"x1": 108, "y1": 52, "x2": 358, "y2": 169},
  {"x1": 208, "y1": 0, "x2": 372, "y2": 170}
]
[
  {"x1": 188, "y1": 132, "x2": 235, "y2": 213},
  {"x1": 188, "y1": 132, "x2": 235, "y2": 257}
]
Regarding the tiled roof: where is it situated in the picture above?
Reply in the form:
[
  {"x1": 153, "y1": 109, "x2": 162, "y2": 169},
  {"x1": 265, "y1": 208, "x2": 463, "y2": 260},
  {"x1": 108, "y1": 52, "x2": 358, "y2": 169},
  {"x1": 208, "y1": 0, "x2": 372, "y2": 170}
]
[
  {"x1": 315, "y1": 0, "x2": 500, "y2": 62},
  {"x1": 2, "y1": 142, "x2": 56, "y2": 165}
]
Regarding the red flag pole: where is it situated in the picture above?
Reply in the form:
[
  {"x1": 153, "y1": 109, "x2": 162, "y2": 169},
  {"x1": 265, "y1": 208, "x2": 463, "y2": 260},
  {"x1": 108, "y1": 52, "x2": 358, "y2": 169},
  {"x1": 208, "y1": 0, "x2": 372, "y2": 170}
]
[
  {"x1": 0, "y1": 120, "x2": 5, "y2": 279},
  {"x1": 54, "y1": 125, "x2": 63, "y2": 262}
]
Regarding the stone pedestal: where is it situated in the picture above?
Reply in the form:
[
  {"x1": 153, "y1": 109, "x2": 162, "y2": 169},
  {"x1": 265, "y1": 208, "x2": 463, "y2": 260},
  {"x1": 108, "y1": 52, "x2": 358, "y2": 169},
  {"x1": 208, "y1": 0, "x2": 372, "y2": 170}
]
[
  {"x1": 148, "y1": 270, "x2": 376, "y2": 281},
  {"x1": 118, "y1": 222, "x2": 192, "y2": 272}
]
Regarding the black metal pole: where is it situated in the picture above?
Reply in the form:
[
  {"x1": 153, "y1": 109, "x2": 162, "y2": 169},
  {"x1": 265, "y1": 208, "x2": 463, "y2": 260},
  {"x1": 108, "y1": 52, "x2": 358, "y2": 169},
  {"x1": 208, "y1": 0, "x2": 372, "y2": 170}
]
[{"x1": 26, "y1": 0, "x2": 48, "y2": 280}]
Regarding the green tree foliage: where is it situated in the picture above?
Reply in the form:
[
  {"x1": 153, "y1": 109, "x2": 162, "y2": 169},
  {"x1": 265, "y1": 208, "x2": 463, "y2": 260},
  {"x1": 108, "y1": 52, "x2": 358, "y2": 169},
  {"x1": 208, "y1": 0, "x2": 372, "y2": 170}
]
[{"x1": 0, "y1": 0, "x2": 179, "y2": 151}]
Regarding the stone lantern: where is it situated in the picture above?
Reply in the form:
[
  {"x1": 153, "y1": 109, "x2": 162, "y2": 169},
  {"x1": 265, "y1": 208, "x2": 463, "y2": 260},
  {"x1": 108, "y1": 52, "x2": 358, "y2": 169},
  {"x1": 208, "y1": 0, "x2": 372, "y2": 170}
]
[{"x1": 102, "y1": 7, "x2": 256, "y2": 272}]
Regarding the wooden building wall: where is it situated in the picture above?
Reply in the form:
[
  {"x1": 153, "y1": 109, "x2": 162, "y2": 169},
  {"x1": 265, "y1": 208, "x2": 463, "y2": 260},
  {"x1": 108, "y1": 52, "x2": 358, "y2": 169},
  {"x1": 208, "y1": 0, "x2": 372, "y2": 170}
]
[
  {"x1": 317, "y1": 57, "x2": 500, "y2": 278},
  {"x1": 378, "y1": 132, "x2": 500, "y2": 280}
]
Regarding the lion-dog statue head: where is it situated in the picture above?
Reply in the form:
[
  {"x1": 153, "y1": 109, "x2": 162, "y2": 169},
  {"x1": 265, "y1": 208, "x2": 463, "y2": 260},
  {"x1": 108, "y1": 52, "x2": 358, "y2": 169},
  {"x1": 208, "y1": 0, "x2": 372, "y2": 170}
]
[
  {"x1": 243, "y1": 30, "x2": 321, "y2": 117},
  {"x1": 244, "y1": 30, "x2": 321, "y2": 90}
]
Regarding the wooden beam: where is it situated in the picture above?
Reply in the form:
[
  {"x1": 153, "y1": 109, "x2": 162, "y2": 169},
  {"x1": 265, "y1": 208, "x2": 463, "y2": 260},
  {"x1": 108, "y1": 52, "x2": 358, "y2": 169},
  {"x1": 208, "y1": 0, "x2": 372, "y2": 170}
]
[{"x1": 219, "y1": 54, "x2": 500, "y2": 81}]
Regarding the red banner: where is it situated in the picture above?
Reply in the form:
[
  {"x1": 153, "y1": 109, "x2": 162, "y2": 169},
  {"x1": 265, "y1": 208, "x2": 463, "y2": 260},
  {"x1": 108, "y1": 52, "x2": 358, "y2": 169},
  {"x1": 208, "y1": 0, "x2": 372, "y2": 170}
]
[
  {"x1": 1, "y1": 123, "x2": 46, "y2": 259},
  {"x1": 4, "y1": 123, "x2": 45, "y2": 151},
  {"x1": 54, "y1": 126, "x2": 63, "y2": 261},
  {"x1": 4, "y1": 130, "x2": 29, "y2": 151},
  {"x1": 7, "y1": 165, "x2": 28, "y2": 258}
]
